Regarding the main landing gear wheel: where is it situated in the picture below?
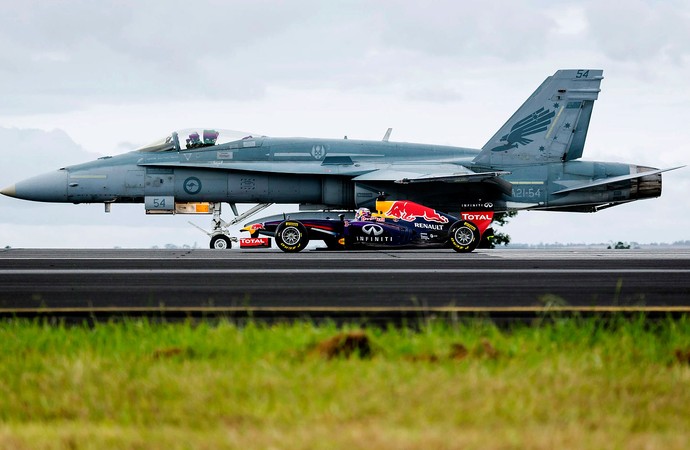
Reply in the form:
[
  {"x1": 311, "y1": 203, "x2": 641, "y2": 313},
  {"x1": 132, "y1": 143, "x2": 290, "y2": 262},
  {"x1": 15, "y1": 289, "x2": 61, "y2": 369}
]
[
  {"x1": 210, "y1": 234, "x2": 232, "y2": 250},
  {"x1": 275, "y1": 221, "x2": 309, "y2": 253},
  {"x1": 449, "y1": 220, "x2": 481, "y2": 253}
]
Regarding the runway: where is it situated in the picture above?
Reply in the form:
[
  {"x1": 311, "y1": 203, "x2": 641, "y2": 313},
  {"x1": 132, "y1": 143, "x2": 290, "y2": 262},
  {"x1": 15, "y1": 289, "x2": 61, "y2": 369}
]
[{"x1": 1, "y1": 247, "x2": 689, "y2": 320}]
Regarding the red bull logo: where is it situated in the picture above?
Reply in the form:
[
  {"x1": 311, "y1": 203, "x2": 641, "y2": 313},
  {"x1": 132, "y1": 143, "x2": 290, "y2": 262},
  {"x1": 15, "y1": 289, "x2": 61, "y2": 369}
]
[{"x1": 382, "y1": 200, "x2": 449, "y2": 223}]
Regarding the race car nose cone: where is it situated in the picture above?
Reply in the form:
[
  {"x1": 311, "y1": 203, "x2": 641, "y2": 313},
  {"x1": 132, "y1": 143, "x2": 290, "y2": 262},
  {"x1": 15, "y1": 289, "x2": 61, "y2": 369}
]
[
  {"x1": 0, "y1": 184, "x2": 16, "y2": 198},
  {"x1": 7, "y1": 170, "x2": 69, "y2": 202}
]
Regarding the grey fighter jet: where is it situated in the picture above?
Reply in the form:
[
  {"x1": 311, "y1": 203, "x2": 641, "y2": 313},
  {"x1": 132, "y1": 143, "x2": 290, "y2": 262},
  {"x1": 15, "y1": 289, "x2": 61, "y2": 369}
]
[{"x1": 1, "y1": 69, "x2": 681, "y2": 249}]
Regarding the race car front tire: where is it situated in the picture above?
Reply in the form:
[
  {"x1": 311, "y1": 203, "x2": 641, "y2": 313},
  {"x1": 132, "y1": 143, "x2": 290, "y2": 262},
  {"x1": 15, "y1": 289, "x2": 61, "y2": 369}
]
[
  {"x1": 275, "y1": 221, "x2": 310, "y2": 253},
  {"x1": 449, "y1": 220, "x2": 481, "y2": 253}
]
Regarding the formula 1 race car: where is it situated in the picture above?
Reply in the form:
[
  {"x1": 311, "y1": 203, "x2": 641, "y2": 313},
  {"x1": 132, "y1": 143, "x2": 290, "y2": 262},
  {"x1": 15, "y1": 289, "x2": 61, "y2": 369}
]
[{"x1": 241, "y1": 200, "x2": 494, "y2": 253}]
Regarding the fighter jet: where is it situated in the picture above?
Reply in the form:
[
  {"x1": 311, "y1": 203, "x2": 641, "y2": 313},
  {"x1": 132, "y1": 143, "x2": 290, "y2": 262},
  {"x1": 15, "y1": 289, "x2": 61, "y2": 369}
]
[{"x1": 1, "y1": 69, "x2": 681, "y2": 249}]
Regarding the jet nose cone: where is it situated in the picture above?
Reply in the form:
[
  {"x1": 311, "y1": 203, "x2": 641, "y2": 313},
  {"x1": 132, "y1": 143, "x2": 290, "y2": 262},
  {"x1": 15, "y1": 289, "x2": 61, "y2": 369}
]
[
  {"x1": 0, "y1": 184, "x2": 16, "y2": 198},
  {"x1": 6, "y1": 170, "x2": 69, "y2": 202}
]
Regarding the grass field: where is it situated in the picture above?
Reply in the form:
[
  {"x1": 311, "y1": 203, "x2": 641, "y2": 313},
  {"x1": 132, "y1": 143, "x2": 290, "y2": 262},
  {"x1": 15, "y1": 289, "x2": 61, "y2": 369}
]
[{"x1": 0, "y1": 317, "x2": 689, "y2": 449}]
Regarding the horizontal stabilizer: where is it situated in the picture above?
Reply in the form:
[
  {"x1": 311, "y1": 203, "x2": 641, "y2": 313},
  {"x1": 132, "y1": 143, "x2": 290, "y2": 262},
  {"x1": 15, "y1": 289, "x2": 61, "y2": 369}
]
[{"x1": 553, "y1": 166, "x2": 684, "y2": 195}]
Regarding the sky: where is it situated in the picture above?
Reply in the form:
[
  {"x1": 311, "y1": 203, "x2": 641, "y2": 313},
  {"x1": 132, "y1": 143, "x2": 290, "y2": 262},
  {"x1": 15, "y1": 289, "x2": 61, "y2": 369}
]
[{"x1": 0, "y1": 0, "x2": 688, "y2": 248}]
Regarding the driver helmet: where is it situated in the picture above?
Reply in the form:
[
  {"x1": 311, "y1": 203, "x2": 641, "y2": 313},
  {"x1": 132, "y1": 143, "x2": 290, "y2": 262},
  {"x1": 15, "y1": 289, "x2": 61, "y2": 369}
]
[{"x1": 355, "y1": 207, "x2": 371, "y2": 221}]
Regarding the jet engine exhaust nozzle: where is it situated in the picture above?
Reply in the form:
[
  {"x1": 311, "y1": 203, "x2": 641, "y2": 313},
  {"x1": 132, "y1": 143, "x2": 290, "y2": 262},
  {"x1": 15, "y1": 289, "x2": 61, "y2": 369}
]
[{"x1": 632, "y1": 165, "x2": 662, "y2": 200}]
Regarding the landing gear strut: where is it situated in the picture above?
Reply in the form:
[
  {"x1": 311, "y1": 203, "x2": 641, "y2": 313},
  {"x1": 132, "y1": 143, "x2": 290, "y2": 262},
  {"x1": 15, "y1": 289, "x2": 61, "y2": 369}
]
[{"x1": 189, "y1": 202, "x2": 273, "y2": 250}]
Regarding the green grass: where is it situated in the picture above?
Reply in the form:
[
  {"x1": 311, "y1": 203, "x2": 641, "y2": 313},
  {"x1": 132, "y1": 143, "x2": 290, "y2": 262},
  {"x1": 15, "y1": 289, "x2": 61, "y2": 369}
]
[{"x1": 0, "y1": 317, "x2": 689, "y2": 449}]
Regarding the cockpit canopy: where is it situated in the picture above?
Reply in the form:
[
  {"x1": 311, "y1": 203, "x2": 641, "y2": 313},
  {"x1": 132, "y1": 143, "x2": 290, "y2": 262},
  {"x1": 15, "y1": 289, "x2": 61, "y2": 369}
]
[{"x1": 136, "y1": 128, "x2": 263, "y2": 153}]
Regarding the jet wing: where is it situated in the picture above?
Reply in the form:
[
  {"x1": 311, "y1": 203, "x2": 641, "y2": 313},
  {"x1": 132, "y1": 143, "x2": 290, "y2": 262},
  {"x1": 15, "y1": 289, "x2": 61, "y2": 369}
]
[
  {"x1": 351, "y1": 165, "x2": 510, "y2": 184},
  {"x1": 552, "y1": 166, "x2": 684, "y2": 195},
  {"x1": 393, "y1": 171, "x2": 510, "y2": 184},
  {"x1": 352, "y1": 165, "x2": 513, "y2": 196}
]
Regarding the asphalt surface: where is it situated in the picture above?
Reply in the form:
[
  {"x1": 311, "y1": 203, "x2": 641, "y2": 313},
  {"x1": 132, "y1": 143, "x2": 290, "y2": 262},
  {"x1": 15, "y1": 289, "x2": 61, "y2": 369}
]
[{"x1": 1, "y1": 248, "x2": 689, "y2": 318}]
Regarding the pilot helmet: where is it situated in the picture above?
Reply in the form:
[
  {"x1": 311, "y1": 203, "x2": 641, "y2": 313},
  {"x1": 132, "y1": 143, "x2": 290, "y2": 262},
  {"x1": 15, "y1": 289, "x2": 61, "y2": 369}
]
[{"x1": 355, "y1": 208, "x2": 371, "y2": 221}]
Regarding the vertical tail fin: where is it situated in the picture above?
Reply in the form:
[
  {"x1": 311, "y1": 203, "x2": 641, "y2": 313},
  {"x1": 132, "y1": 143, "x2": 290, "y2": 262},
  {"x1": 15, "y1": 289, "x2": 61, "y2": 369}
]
[{"x1": 473, "y1": 69, "x2": 603, "y2": 167}]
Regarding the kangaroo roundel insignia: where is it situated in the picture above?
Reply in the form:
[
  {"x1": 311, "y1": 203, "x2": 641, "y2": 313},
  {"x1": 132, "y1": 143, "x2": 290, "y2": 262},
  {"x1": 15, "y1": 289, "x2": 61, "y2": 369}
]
[
  {"x1": 183, "y1": 177, "x2": 202, "y2": 195},
  {"x1": 311, "y1": 145, "x2": 327, "y2": 160}
]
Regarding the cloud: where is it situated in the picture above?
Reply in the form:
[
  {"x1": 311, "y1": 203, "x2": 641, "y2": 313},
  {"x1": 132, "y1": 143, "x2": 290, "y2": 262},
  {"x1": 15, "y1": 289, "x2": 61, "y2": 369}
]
[
  {"x1": 2, "y1": 0, "x2": 688, "y2": 118},
  {"x1": 585, "y1": 0, "x2": 690, "y2": 63},
  {"x1": 0, "y1": 127, "x2": 98, "y2": 183},
  {"x1": 405, "y1": 86, "x2": 463, "y2": 103},
  {"x1": 0, "y1": 0, "x2": 323, "y2": 112},
  {"x1": 0, "y1": 0, "x2": 623, "y2": 115},
  {"x1": 377, "y1": 0, "x2": 559, "y2": 61}
]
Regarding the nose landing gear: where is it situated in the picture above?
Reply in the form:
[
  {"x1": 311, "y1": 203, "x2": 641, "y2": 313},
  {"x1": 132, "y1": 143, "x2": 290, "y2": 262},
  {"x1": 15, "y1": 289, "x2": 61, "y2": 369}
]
[{"x1": 188, "y1": 202, "x2": 273, "y2": 250}]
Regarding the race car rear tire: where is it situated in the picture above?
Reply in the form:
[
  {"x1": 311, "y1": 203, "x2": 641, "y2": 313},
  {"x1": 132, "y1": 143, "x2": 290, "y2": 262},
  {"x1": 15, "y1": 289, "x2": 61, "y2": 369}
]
[
  {"x1": 275, "y1": 221, "x2": 310, "y2": 253},
  {"x1": 449, "y1": 220, "x2": 481, "y2": 253}
]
